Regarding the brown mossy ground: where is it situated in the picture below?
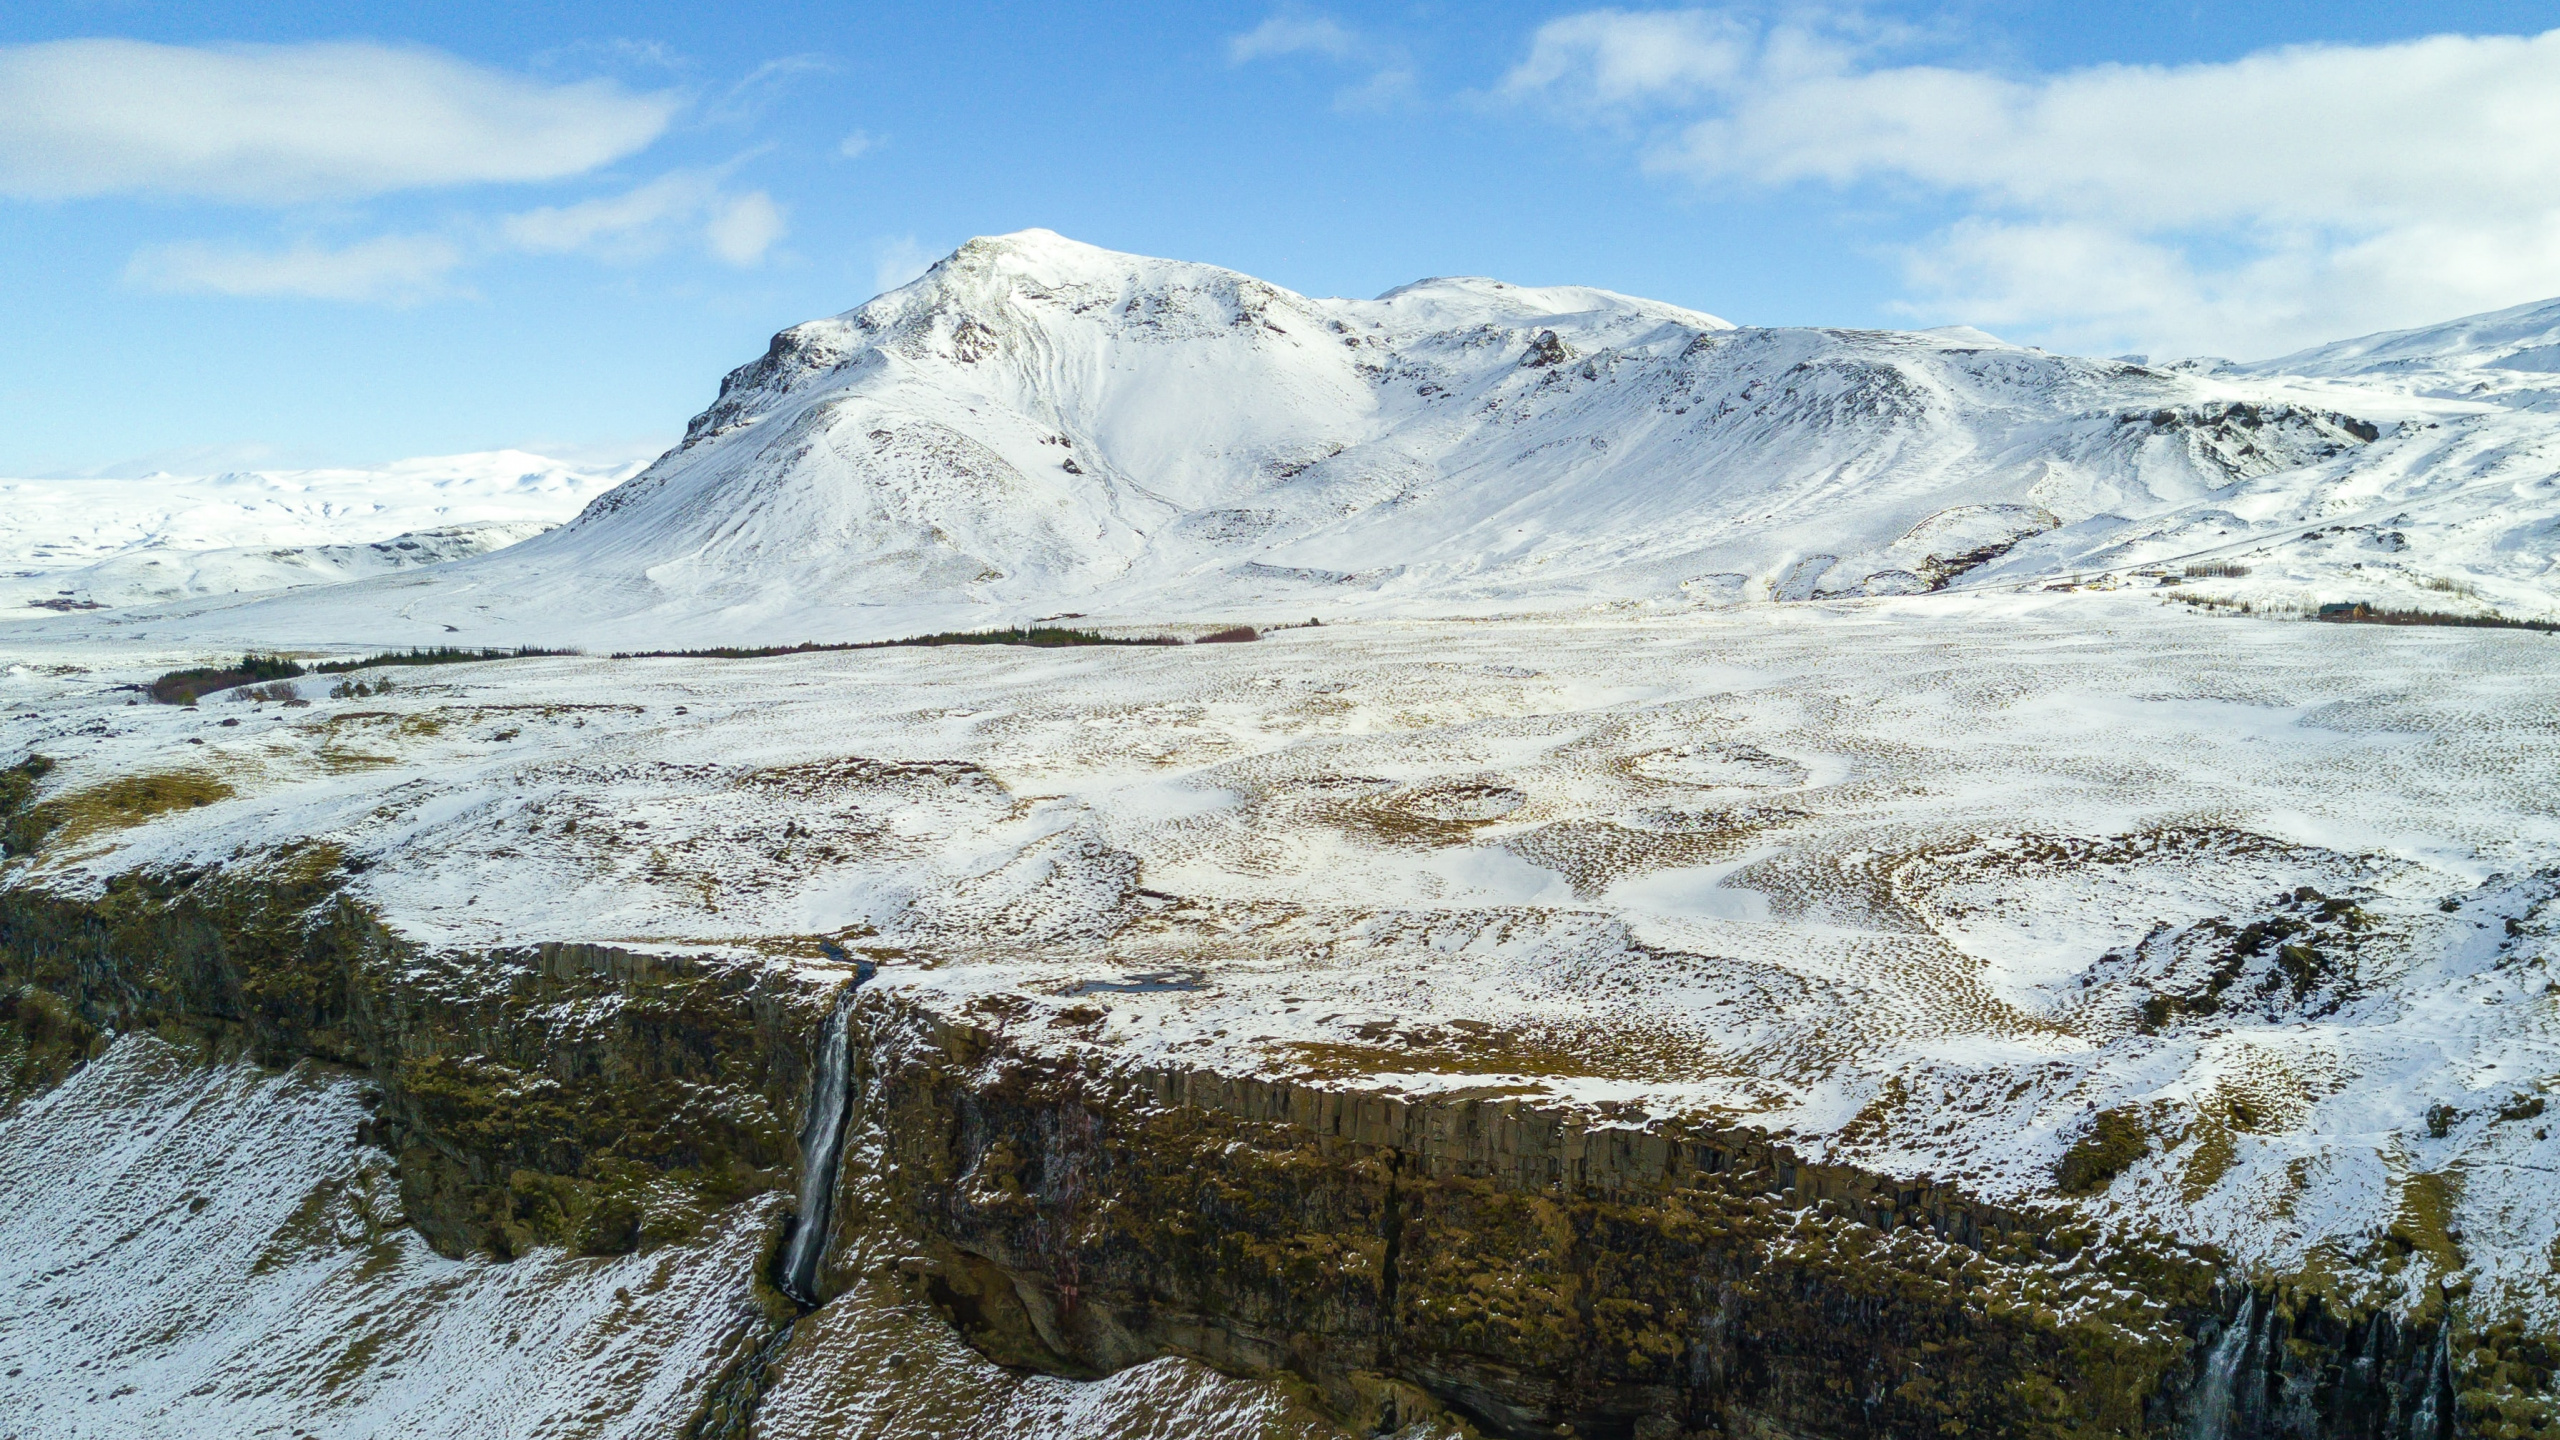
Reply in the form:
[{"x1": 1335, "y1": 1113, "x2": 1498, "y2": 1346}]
[
  {"x1": 2, "y1": 768, "x2": 233, "y2": 857},
  {"x1": 0, "y1": 848, "x2": 824, "y2": 1261},
  {"x1": 0, "y1": 752, "x2": 59, "y2": 856},
  {"x1": 2058, "y1": 1106, "x2": 2152, "y2": 1194},
  {"x1": 0, "y1": 981, "x2": 103, "y2": 1110}
]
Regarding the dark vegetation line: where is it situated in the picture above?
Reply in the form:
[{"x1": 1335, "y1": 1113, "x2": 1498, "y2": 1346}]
[
  {"x1": 147, "y1": 647, "x2": 579, "y2": 704},
  {"x1": 149, "y1": 623, "x2": 1290, "y2": 702},
  {"x1": 612, "y1": 624, "x2": 1266, "y2": 660},
  {"x1": 2313, "y1": 603, "x2": 2560, "y2": 633},
  {"x1": 312, "y1": 646, "x2": 582, "y2": 672}
]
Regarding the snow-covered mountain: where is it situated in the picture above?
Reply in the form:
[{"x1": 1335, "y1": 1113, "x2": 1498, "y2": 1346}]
[
  {"x1": 27, "y1": 232, "x2": 2560, "y2": 645},
  {"x1": 0, "y1": 451, "x2": 637, "y2": 620},
  {"x1": 444, "y1": 230, "x2": 2390, "y2": 637}
]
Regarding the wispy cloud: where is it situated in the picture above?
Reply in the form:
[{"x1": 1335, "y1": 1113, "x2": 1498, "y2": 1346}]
[
  {"x1": 500, "y1": 170, "x2": 786, "y2": 266},
  {"x1": 1229, "y1": 16, "x2": 1365, "y2": 64},
  {"x1": 130, "y1": 166, "x2": 789, "y2": 303},
  {"x1": 0, "y1": 39, "x2": 674, "y2": 203},
  {"x1": 704, "y1": 54, "x2": 834, "y2": 125},
  {"x1": 1227, "y1": 13, "x2": 1414, "y2": 112},
  {"x1": 1504, "y1": 10, "x2": 2560, "y2": 357},
  {"x1": 705, "y1": 191, "x2": 786, "y2": 266},
  {"x1": 838, "y1": 128, "x2": 882, "y2": 160},
  {"x1": 125, "y1": 233, "x2": 467, "y2": 303}
]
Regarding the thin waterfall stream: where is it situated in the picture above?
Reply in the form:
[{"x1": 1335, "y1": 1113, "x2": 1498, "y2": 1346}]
[
  {"x1": 2187, "y1": 1291, "x2": 2257, "y2": 1440},
  {"x1": 777, "y1": 962, "x2": 869, "y2": 1308}
]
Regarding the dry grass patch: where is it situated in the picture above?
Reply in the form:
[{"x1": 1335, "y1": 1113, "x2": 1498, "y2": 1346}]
[
  {"x1": 18, "y1": 770, "x2": 234, "y2": 852},
  {"x1": 1276, "y1": 1016, "x2": 1730, "y2": 1085}
]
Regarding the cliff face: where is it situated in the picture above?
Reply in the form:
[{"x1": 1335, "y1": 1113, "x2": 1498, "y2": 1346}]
[
  {"x1": 0, "y1": 857, "x2": 2529, "y2": 1439},
  {"x1": 819, "y1": 998, "x2": 2478, "y2": 1440},
  {"x1": 0, "y1": 847, "x2": 826, "y2": 1262}
]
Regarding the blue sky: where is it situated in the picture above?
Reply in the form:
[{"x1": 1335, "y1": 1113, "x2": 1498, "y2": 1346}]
[{"x1": 4, "y1": 2, "x2": 2558, "y2": 475}]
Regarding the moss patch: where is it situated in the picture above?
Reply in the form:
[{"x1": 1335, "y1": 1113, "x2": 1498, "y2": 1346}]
[
  {"x1": 0, "y1": 753, "x2": 58, "y2": 857},
  {"x1": 11, "y1": 770, "x2": 234, "y2": 855},
  {"x1": 2057, "y1": 1106, "x2": 2151, "y2": 1194},
  {"x1": 0, "y1": 983, "x2": 101, "y2": 1110}
]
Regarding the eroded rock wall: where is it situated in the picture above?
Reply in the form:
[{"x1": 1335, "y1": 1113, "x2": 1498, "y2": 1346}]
[
  {"x1": 0, "y1": 849, "x2": 828, "y2": 1261},
  {"x1": 831, "y1": 997, "x2": 2480, "y2": 1440}
]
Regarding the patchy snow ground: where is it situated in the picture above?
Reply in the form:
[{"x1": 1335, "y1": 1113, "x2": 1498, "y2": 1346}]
[{"x1": 6, "y1": 594, "x2": 2559, "y2": 1335}]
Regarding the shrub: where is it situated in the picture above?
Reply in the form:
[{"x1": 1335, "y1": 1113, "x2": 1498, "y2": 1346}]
[
  {"x1": 1195, "y1": 626, "x2": 1260, "y2": 644},
  {"x1": 148, "y1": 652, "x2": 305, "y2": 704}
]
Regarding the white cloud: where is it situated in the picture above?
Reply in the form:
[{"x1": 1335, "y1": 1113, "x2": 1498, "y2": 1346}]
[
  {"x1": 500, "y1": 171, "x2": 786, "y2": 267},
  {"x1": 1501, "y1": 9, "x2": 1753, "y2": 105},
  {"x1": 705, "y1": 191, "x2": 785, "y2": 266},
  {"x1": 1227, "y1": 13, "x2": 1414, "y2": 112},
  {"x1": 124, "y1": 234, "x2": 466, "y2": 302},
  {"x1": 872, "y1": 235, "x2": 936, "y2": 297},
  {"x1": 129, "y1": 167, "x2": 787, "y2": 304},
  {"x1": 1505, "y1": 13, "x2": 2560, "y2": 357},
  {"x1": 838, "y1": 129, "x2": 880, "y2": 160},
  {"x1": 0, "y1": 38, "x2": 674, "y2": 203},
  {"x1": 1228, "y1": 16, "x2": 1364, "y2": 64}
]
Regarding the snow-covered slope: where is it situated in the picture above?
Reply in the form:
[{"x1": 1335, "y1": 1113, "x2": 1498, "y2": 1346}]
[
  {"x1": 2015, "y1": 301, "x2": 2560, "y2": 614},
  {"x1": 2241, "y1": 294, "x2": 2560, "y2": 409},
  {"x1": 25, "y1": 233, "x2": 2560, "y2": 646},
  {"x1": 0, "y1": 451, "x2": 637, "y2": 620}
]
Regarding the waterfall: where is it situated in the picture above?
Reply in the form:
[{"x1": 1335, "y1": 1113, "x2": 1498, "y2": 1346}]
[
  {"x1": 776, "y1": 971, "x2": 866, "y2": 1307},
  {"x1": 2408, "y1": 1326, "x2": 2453, "y2": 1440},
  {"x1": 2187, "y1": 1292, "x2": 2257, "y2": 1440}
]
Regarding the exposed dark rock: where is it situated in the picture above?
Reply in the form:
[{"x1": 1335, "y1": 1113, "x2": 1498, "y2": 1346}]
[{"x1": 1522, "y1": 330, "x2": 1574, "y2": 368}]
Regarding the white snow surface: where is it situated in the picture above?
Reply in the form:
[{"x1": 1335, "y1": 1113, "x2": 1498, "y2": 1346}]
[
  {"x1": 24, "y1": 230, "x2": 2560, "y2": 649},
  {"x1": 0, "y1": 450, "x2": 636, "y2": 622},
  {"x1": 8, "y1": 597, "x2": 2560, "y2": 1331}
]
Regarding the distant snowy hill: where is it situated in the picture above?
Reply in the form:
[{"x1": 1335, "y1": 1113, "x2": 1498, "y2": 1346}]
[
  {"x1": 0, "y1": 452, "x2": 637, "y2": 620},
  {"x1": 2240, "y1": 294, "x2": 2560, "y2": 407},
  {"x1": 21, "y1": 232, "x2": 2560, "y2": 646}
]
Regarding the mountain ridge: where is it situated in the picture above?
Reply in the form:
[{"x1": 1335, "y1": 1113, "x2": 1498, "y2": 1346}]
[{"x1": 23, "y1": 230, "x2": 2560, "y2": 645}]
